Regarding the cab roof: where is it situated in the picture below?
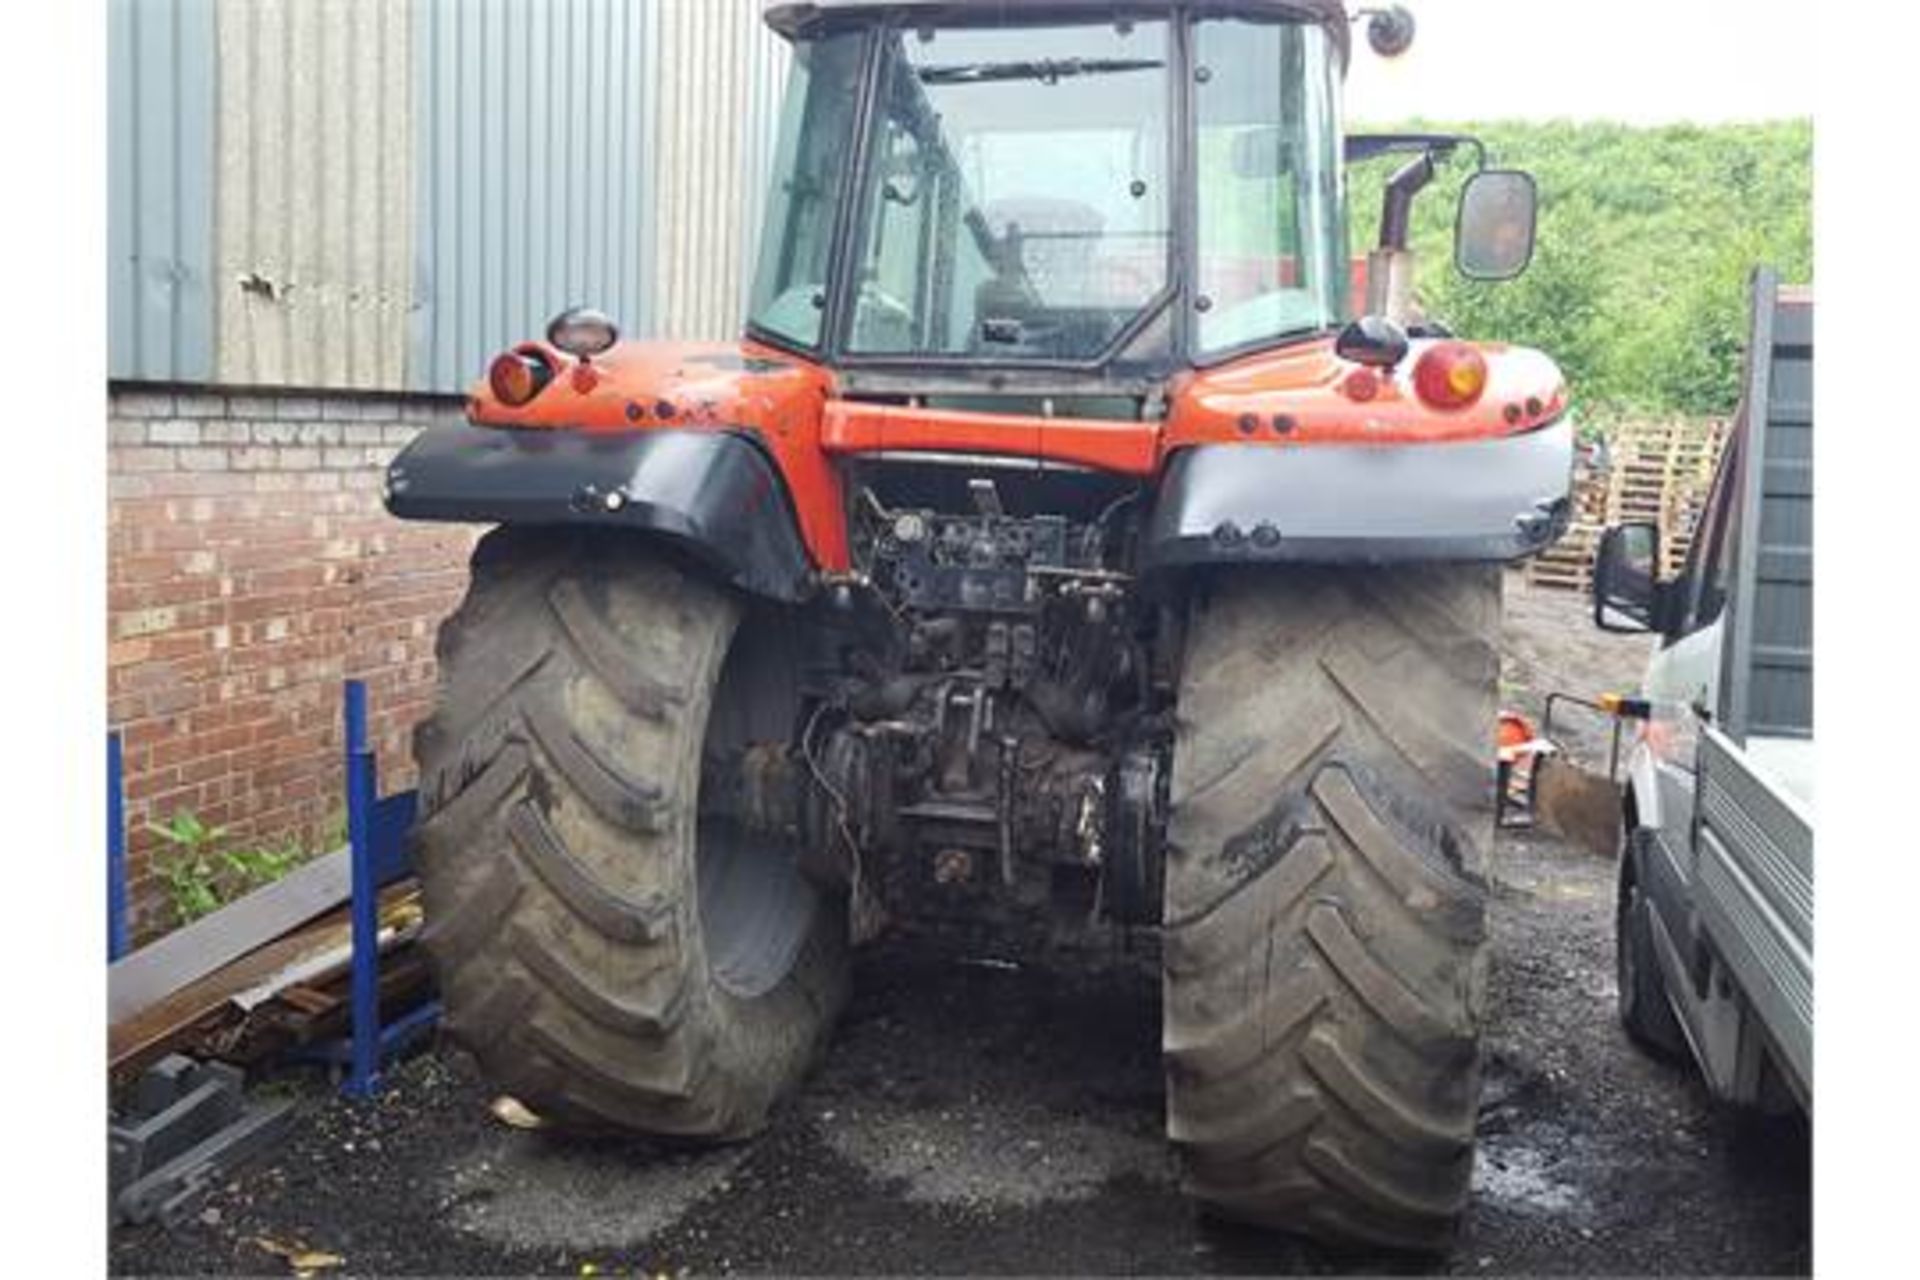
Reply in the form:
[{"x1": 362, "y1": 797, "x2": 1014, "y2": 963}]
[{"x1": 763, "y1": 1, "x2": 1352, "y2": 63}]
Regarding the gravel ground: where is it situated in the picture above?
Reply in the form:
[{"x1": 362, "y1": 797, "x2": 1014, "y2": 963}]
[{"x1": 110, "y1": 575, "x2": 1811, "y2": 1277}]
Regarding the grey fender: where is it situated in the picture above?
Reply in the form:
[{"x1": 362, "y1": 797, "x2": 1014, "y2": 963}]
[
  {"x1": 1142, "y1": 416, "x2": 1575, "y2": 568},
  {"x1": 383, "y1": 423, "x2": 815, "y2": 601}
]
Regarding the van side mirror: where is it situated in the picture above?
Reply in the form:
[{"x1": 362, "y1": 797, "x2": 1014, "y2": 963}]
[
  {"x1": 1456, "y1": 169, "x2": 1537, "y2": 281},
  {"x1": 1592, "y1": 521, "x2": 1666, "y2": 634}
]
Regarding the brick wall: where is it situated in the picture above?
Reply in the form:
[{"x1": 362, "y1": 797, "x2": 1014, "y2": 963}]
[{"x1": 108, "y1": 386, "x2": 481, "y2": 943}]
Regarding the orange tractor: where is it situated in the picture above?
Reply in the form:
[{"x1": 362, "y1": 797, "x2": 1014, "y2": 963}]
[{"x1": 386, "y1": 0, "x2": 1569, "y2": 1251}]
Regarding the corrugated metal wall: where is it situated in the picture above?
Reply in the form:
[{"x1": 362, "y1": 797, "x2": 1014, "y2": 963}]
[
  {"x1": 215, "y1": 0, "x2": 414, "y2": 389},
  {"x1": 410, "y1": 0, "x2": 651, "y2": 392},
  {"x1": 407, "y1": 0, "x2": 790, "y2": 392},
  {"x1": 646, "y1": 0, "x2": 790, "y2": 342},
  {"x1": 111, "y1": 0, "x2": 789, "y2": 393},
  {"x1": 109, "y1": 0, "x2": 218, "y2": 383}
]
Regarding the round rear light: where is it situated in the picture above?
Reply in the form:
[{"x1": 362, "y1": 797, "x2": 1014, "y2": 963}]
[
  {"x1": 1412, "y1": 342, "x2": 1489, "y2": 410},
  {"x1": 489, "y1": 351, "x2": 554, "y2": 407}
]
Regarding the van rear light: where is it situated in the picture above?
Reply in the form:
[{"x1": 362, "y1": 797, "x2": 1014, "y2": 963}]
[{"x1": 489, "y1": 350, "x2": 554, "y2": 407}]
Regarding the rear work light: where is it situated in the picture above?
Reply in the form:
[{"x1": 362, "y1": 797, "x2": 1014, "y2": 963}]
[
  {"x1": 1411, "y1": 342, "x2": 1489, "y2": 411},
  {"x1": 489, "y1": 350, "x2": 554, "y2": 407}
]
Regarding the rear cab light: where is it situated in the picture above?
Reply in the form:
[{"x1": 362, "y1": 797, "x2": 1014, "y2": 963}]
[{"x1": 1411, "y1": 342, "x2": 1489, "y2": 410}]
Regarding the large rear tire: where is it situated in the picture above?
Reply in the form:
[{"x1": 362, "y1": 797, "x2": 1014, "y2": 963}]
[
  {"x1": 412, "y1": 528, "x2": 848, "y2": 1139},
  {"x1": 1163, "y1": 565, "x2": 1499, "y2": 1252}
]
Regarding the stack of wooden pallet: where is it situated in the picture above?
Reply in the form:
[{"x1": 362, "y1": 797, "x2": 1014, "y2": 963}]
[
  {"x1": 1522, "y1": 455, "x2": 1608, "y2": 592},
  {"x1": 1655, "y1": 421, "x2": 1728, "y2": 577},
  {"x1": 1524, "y1": 419, "x2": 1728, "y2": 592}
]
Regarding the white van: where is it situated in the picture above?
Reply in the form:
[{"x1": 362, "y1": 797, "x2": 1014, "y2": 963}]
[{"x1": 1590, "y1": 269, "x2": 1811, "y2": 1113}]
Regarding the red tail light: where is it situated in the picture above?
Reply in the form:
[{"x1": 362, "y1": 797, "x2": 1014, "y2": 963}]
[
  {"x1": 488, "y1": 350, "x2": 554, "y2": 407},
  {"x1": 1412, "y1": 342, "x2": 1489, "y2": 411}
]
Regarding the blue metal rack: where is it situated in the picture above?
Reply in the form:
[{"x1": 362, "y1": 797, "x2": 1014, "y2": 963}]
[
  {"x1": 108, "y1": 730, "x2": 129, "y2": 962},
  {"x1": 306, "y1": 680, "x2": 437, "y2": 1097},
  {"x1": 108, "y1": 684, "x2": 435, "y2": 1096}
]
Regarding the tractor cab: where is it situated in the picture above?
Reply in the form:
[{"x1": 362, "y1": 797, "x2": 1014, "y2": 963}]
[{"x1": 752, "y1": 0, "x2": 1533, "y2": 393}]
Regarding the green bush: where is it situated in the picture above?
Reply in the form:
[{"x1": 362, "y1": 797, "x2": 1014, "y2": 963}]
[
  {"x1": 1347, "y1": 119, "x2": 1812, "y2": 421},
  {"x1": 146, "y1": 810, "x2": 327, "y2": 930}
]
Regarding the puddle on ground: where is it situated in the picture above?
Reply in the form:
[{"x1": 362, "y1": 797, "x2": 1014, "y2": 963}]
[
  {"x1": 444, "y1": 1130, "x2": 748, "y2": 1249},
  {"x1": 1474, "y1": 1130, "x2": 1591, "y2": 1218},
  {"x1": 817, "y1": 1097, "x2": 1173, "y2": 1208}
]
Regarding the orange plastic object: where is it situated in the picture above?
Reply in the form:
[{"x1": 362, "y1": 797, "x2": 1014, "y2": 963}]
[
  {"x1": 820, "y1": 402, "x2": 1158, "y2": 475},
  {"x1": 460, "y1": 328, "x2": 1569, "y2": 578},
  {"x1": 1497, "y1": 706, "x2": 1543, "y2": 767},
  {"x1": 1498, "y1": 712, "x2": 1534, "y2": 748},
  {"x1": 467, "y1": 339, "x2": 849, "y2": 570},
  {"x1": 1164, "y1": 335, "x2": 1567, "y2": 449}
]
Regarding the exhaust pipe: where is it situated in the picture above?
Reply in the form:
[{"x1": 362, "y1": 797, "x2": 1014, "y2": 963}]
[{"x1": 1365, "y1": 153, "x2": 1435, "y2": 326}]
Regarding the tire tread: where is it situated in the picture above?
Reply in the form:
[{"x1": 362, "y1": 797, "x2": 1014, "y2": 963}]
[{"x1": 1163, "y1": 566, "x2": 1497, "y2": 1252}]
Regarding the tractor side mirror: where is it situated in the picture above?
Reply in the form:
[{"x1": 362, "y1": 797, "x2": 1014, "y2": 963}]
[
  {"x1": 1592, "y1": 522, "x2": 1666, "y2": 634},
  {"x1": 1456, "y1": 169, "x2": 1538, "y2": 281}
]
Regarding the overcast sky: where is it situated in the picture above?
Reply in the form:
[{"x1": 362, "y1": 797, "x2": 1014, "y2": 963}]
[{"x1": 1344, "y1": 0, "x2": 1814, "y2": 125}]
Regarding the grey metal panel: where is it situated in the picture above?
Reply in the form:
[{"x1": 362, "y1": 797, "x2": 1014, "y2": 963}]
[
  {"x1": 1721, "y1": 271, "x2": 1814, "y2": 741},
  {"x1": 214, "y1": 0, "x2": 413, "y2": 389},
  {"x1": 109, "y1": 0, "x2": 218, "y2": 383},
  {"x1": 646, "y1": 0, "x2": 792, "y2": 340},
  {"x1": 1697, "y1": 727, "x2": 1812, "y2": 1096},
  {"x1": 410, "y1": 1, "x2": 789, "y2": 392},
  {"x1": 1766, "y1": 345, "x2": 1813, "y2": 417},
  {"x1": 1751, "y1": 300, "x2": 1814, "y2": 737},
  {"x1": 1695, "y1": 835, "x2": 1811, "y2": 1098},
  {"x1": 1700, "y1": 729, "x2": 1811, "y2": 944},
  {"x1": 408, "y1": 0, "x2": 687, "y2": 391},
  {"x1": 108, "y1": 846, "x2": 351, "y2": 1025},
  {"x1": 1773, "y1": 291, "x2": 1814, "y2": 347}
]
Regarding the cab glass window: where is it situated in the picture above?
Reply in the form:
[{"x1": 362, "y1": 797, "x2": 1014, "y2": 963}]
[
  {"x1": 747, "y1": 33, "x2": 867, "y2": 348},
  {"x1": 1675, "y1": 434, "x2": 1745, "y2": 636},
  {"x1": 1193, "y1": 19, "x2": 1346, "y2": 356},
  {"x1": 843, "y1": 19, "x2": 1173, "y2": 360}
]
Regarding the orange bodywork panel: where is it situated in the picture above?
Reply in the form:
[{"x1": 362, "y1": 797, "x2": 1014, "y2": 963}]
[
  {"x1": 471, "y1": 339, "x2": 852, "y2": 571},
  {"x1": 1164, "y1": 335, "x2": 1568, "y2": 448},
  {"x1": 820, "y1": 402, "x2": 1159, "y2": 476},
  {"x1": 463, "y1": 333, "x2": 1568, "y2": 577}
]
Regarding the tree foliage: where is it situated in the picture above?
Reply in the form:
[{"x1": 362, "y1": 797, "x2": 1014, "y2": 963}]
[{"x1": 1347, "y1": 119, "x2": 1812, "y2": 420}]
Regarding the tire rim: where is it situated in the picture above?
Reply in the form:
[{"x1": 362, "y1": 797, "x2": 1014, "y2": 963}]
[{"x1": 696, "y1": 615, "x2": 819, "y2": 1000}]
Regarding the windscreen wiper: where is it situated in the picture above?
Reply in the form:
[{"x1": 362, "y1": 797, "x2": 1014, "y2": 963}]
[{"x1": 918, "y1": 57, "x2": 1163, "y2": 86}]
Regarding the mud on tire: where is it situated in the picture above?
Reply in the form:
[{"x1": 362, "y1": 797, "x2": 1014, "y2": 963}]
[
  {"x1": 1164, "y1": 565, "x2": 1499, "y2": 1252},
  {"x1": 412, "y1": 527, "x2": 848, "y2": 1139}
]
